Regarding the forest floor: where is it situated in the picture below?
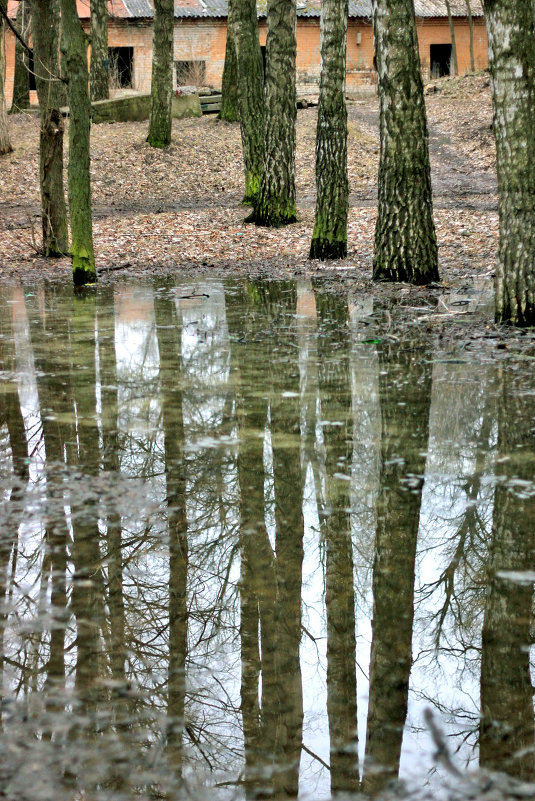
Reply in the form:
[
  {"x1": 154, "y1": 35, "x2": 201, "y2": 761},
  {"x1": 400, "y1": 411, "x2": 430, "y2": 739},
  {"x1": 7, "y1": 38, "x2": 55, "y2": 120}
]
[{"x1": 3, "y1": 72, "x2": 532, "y2": 358}]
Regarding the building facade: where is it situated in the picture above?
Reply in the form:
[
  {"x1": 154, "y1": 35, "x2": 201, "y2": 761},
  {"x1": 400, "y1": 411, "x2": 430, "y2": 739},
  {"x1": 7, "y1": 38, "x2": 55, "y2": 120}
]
[{"x1": 4, "y1": 0, "x2": 488, "y2": 105}]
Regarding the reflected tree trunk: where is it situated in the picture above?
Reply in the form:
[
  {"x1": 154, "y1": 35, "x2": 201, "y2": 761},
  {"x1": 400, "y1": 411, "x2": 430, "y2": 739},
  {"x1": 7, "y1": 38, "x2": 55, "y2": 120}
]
[
  {"x1": 315, "y1": 292, "x2": 359, "y2": 793},
  {"x1": 480, "y1": 370, "x2": 535, "y2": 780},
  {"x1": 362, "y1": 338, "x2": 432, "y2": 794},
  {"x1": 154, "y1": 294, "x2": 189, "y2": 775}
]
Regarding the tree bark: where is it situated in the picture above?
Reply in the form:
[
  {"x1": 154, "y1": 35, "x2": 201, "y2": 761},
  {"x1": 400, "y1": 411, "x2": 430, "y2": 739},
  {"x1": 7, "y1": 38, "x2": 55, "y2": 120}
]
[
  {"x1": 31, "y1": 0, "x2": 68, "y2": 256},
  {"x1": 10, "y1": 0, "x2": 30, "y2": 112},
  {"x1": 480, "y1": 370, "x2": 535, "y2": 780},
  {"x1": 484, "y1": 0, "x2": 535, "y2": 325},
  {"x1": 247, "y1": 0, "x2": 297, "y2": 226},
  {"x1": 465, "y1": 0, "x2": 475, "y2": 72},
  {"x1": 0, "y1": 0, "x2": 13, "y2": 155},
  {"x1": 219, "y1": 0, "x2": 240, "y2": 122},
  {"x1": 372, "y1": 0, "x2": 439, "y2": 284},
  {"x1": 154, "y1": 295, "x2": 189, "y2": 776},
  {"x1": 60, "y1": 0, "x2": 96, "y2": 283},
  {"x1": 90, "y1": 0, "x2": 109, "y2": 101},
  {"x1": 444, "y1": 0, "x2": 458, "y2": 75},
  {"x1": 234, "y1": 0, "x2": 264, "y2": 202},
  {"x1": 147, "y1": 0, "x2": 174, "y2": 148},
  {"x1": 309, "y1": 0, "x2": 348, "y2": 260},
  {"x1": 362, "y1": 337, "x2": 432, "y2": 794},
  {"x1": 316, "y1": 293, "x2": 359, "y2": 793}
]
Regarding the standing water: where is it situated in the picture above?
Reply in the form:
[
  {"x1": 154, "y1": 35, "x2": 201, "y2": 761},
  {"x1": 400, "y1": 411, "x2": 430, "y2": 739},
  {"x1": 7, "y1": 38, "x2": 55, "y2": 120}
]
[{"x1": 0, "y1": 278, "x2": 534, "y2": 800}]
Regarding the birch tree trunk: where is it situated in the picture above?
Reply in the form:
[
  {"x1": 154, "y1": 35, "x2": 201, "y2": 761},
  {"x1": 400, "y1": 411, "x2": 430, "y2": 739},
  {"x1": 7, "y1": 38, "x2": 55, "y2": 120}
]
[
  {"x1": 220, "y1": 0, "x2": 240, "y2": 122},
  {"x1": 484, "y1": 0, "x2": 535, "y2": 325},
  {"x1": 309, "y1": 0, "x2": 348, "y2": 259},
  {"x1": 31, "y1": 0, "x2": 68, "y2": 256},
  {"x1": 234, "y1": 0, "x2": 264, "y2": 202},
  {"x1": 480, "y1": 370, "x2": 535, "y2": 779},
  {"x1": 10, "y1": 0, "x2": 30, "y2": 112},
  {"x1": 362, "y1": 338, "x2": 432, "y2": 794},
  {"x1": 444, "y1": 0, "x2": 458, "y2": 75},
  {"x1": 60, "y1": 0, "x2": 96, "y2": 283},
  {"x1": 147, "y1": 0, "x2": 174, "y2": 148},
  {"x1": 0, "y1": 0, "x2": 13, "y2": 155},
  {"x1": 90, "y1": 0, "x2": 109, "y2": 101},
  {"x1": 248, "y1": 0, "x2": 297, "y2": 226},
  {"x1": 372, "y1": 0, "x2": 439, "y2": 284}
]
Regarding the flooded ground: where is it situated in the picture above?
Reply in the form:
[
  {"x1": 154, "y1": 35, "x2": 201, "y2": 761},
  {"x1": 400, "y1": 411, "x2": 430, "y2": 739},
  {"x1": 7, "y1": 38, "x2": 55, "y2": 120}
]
[{"x1": 0, "y1": 277, "x2": 534, "y2": 801}]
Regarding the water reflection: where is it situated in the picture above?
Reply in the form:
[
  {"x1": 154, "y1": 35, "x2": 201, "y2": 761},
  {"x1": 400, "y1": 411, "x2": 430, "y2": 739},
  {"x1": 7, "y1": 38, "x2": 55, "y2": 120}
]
[{"x1": 0, "y1": 279, "x2": 534, "y2": 800}]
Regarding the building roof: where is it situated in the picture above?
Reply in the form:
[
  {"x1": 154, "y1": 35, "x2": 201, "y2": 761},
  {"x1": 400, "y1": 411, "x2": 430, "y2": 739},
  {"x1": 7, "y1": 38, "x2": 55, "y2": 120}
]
[{"x1": 7, "y1": 0, "x2": 483, "y2": 19}]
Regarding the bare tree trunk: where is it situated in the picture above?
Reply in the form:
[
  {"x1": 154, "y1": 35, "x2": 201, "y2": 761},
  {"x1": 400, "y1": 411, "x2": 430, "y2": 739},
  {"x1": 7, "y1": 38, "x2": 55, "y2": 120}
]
[
  {"x1": 147, "y1": 0, "x2": 174, "y2": 147},
  {"x1": 247, "y1": 0, "x2": 297, "y2": 226},
  {"x1": 309, "y1": 0, "x2": 348, "y2": 259},
  {"x1": 0, "y1": 0, "x2": 13, "y2": 155},
  {"x1": 465, "y1": 0, "x2": 475, "y2": 71},
  {"x1": 154, "y1": 295, "x2": 188, "y2": 775},
  {"x1": 484, "y1": 0, "x2": 535, "y2": 325},
  {"x1": 90, "y1": 0, "x2": 109, "y2": 101},
  {"x1": 60, "y1": 0, "x2": 96, "y2": 283},
  {"x1": 372, "y1": 0, "x2": 439, "y2": 284},
  {"x1": 362, "y1": 337, "x2": 432, "y2": 794},
  {"x1": 220, "y1": 0, "x2": 240, "y2": 122},
  {"x1": 31, "y1": 0, "x2": 68, "y2": 256},
  {"x1": 444, "y1": 0, "x2": 458, "y2": 75},
  {"x1": 480, "y1": 369, "x2": 535, "y2": 780},
  {"x1": 234, "y1": 0, "x2": 264, "y2": 202},
  {"x1": 316, "y1": 293, "x2": 359, "y2": 793},
  {"x1": 10, "y1": 0, "x2": 30, "y2": 112}
]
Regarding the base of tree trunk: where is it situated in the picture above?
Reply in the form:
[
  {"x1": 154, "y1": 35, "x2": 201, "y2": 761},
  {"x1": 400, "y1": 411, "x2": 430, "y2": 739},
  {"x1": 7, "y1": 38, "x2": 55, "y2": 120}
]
[
  {"x1": 72, "y1": 254, "x2": 97, "y2": 285},
  {"x1": 146, "y1": 133, "x2": 171, "y2": 148},
  {"x1": 309, "y1": 237, "x2": 347, "y2": 260},
  {"x1": 245, "y1": 200, "x2": 297, "y2": 228},
  {"x1": 242, "y1": 171, "x2": 261, "y2": 204},
  {"x1": 0, "y1": 143, "x2": 13, "y2": 155}
]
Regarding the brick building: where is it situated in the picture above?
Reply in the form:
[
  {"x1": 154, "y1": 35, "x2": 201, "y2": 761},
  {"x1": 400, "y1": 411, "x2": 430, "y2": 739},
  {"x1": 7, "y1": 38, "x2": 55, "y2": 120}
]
[{"x1": 4, "y1": 0, "x2": 488, "y2": 105}]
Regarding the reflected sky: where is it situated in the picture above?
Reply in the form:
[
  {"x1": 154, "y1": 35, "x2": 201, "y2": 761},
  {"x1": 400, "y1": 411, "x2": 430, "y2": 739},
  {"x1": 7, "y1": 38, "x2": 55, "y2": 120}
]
[{"x1": 0, "y1": 279, "x2": 534, "y2": 801}]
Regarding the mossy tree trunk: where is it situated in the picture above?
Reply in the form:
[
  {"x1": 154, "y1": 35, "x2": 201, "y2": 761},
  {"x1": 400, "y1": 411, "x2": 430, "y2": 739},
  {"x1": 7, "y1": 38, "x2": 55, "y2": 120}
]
[
  {"x1": 372, "y1": 0, "x2": 439, "y2": 284},
  {"x1": 147, "y1": 0, "x2": 174, "y2": 148},
  {"x1": 220, "y1": 0, "x2": 240, "y2": 122},
  {"x1": 10, "y1": 0, "x2": 30, "y2": 113},
  {"x1": 0, "y1": 0, "x2": 13, "y2": 155},
  {"x1": 309, "y1": 0, "x2": 348, "y2": 259},
  {"x1": 248, "y1": 0, "x2": 297, "y2": 226},
  {"x1": 60, "y1": 0, "x2": 96, "y2": 283},
  {"x1": 484, "y1": 0, "x2": 535, "y2": 325},
  {"x1": 90, "y1": 0, "x2": 109, "y2": 101},
  {"x1": 234, "y1": 0, "x2": 264, "y2": 203},
  {"x1": 444, "y1": 0, "x2": 458, "y2": 75},
  {"x1": 31, "y1": 0, "x2": 68, "y2": 256}
]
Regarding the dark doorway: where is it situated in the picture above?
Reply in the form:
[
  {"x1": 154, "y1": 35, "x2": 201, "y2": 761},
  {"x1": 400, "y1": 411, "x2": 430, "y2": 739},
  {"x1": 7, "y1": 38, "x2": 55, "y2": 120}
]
[
  {"x1": 28, "y1": 49, "x2": 36, "y2": 91},
  {"x1": 108, "y1": 46, "x2": 133, "y2": 88},
  {"x1": 430, "y1": 44, "x2": 452, "y2": 78}
]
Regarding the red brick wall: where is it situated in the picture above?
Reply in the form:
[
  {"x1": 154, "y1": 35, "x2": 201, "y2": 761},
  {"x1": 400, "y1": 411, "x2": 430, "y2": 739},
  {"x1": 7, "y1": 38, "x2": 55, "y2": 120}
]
[{"x1": 3, "y1": 14, "x2": 489, "y2": 106}]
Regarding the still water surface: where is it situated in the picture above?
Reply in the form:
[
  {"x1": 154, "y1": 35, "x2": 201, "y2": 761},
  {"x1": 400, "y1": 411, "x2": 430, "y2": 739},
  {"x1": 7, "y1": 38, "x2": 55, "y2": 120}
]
[{"x1": 0, "y1": 279, "x2": 534, "y2": 800}]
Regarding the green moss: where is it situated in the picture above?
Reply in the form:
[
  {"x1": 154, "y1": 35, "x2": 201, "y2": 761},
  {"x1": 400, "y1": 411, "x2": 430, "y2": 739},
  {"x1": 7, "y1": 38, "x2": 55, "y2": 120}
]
[
  {"x1": 242, "y1": 171, "x2": 261, "y2": 204},
  {"x1": 247, "y1": 197, "x2": 298, "y2": 227}
]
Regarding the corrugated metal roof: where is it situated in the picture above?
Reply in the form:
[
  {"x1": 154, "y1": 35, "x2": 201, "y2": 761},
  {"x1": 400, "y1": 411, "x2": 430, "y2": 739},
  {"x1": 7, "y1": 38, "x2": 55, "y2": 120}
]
[{"x1": 7, "y1": 0, "x2": 483, "y2": 20}]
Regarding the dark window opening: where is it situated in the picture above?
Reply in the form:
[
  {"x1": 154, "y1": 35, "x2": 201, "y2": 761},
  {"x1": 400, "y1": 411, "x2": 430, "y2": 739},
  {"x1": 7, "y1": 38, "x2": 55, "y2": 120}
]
[
  {"x1": 28, "y1": 49, "x2": 36, "y2": 91},
  {"x1": 260, "y1": 45, "x2": 266, "y2": 76},
  {"x1": 108, "y1": 46, "x2": 133, "y2": 88},
  {"x1": 430, "y1": 44, "x2": 452, "y2": 78},
  {"x1": 175, "y1": 60, "x2": 206, "y2": 86}
]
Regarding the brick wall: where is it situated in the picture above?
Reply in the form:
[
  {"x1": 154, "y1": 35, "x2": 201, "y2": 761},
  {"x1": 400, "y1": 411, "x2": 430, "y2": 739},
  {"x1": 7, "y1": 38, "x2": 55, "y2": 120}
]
[{"x1": 3, "y1": 13, "x2": 488, "y2": 106}]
